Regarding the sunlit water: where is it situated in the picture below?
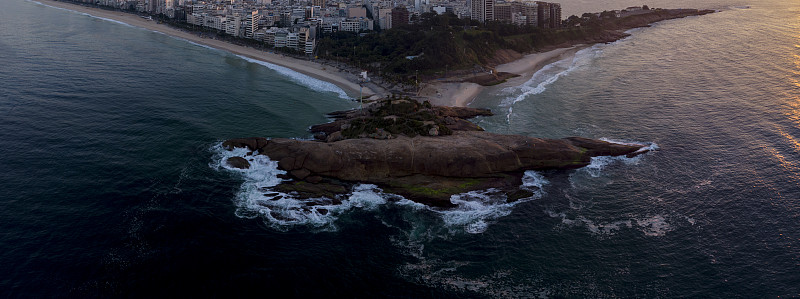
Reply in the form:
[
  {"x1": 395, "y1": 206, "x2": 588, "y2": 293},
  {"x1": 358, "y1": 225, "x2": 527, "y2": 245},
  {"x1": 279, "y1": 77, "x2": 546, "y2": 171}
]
[{"x1": 1, "y1": 0, "x2": 798, "y2": 297}]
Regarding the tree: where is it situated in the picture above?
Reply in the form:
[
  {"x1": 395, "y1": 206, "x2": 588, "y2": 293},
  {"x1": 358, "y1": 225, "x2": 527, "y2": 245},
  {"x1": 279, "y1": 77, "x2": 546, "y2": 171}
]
[
  {"x1": 600, "y1": 10, "x2": 617, "y2": 19},
  {"x1": 642, "y1": 5, "x2": 650, "y2": 10},
  {"x1": 565, "y1": 15, "x2": 581, "y2": 27}
]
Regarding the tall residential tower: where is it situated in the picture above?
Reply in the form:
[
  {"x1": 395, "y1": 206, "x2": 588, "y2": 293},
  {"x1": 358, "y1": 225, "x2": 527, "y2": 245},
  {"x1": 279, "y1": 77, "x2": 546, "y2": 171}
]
[{"x1": 471, "y1": 0, "x2": 494, "y2": 23}]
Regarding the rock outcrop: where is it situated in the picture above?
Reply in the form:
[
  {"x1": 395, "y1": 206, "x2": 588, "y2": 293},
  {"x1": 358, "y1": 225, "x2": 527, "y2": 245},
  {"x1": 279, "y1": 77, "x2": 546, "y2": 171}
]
[
  {"x1": 221, "y1": 99, "x2": 649, "y2": 206},
  {"x1": 224, "y1": 132, "x2": 644, "y2": 181},
  {"x1": 222, "y1": 132, "x2": 647, "y2": 205},
  {"x1": 225, "y1": 156, "x2": 251, "y2": 169}
]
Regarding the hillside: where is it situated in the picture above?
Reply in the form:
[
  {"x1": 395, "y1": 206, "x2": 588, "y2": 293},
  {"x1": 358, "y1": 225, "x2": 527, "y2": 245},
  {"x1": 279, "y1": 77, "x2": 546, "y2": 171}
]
[{"x1": 315, "y1": 8, "x2": 714, "y2": 83}]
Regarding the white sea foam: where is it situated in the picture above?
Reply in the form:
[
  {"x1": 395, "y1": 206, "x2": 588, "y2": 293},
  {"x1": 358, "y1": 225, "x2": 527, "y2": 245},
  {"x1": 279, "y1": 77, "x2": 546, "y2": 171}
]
[
  {"x1": 500, "y1": 45, "x2": 604, "y2": 121},
  {"x1": 87, "y1": 15, "x2": 136, "y2": 27},
  {"x1": 635, "y1": 215, "x2": 673, "y2": 237},
  {"x1": 213, "y1": 143, "x2": 550, "y2": 233},
  {"x1": 399, "y1": 255, "x2": 554, "y2": 297},
  {"x1": 235, "y1": 55, "x2": 350, "y2": 100},
  {"x1": 30, "y1": 0, "x2": 350, "y2": 100},
  {"x1": 433, "y1": 171, "x2": 548, "y2": 234},
  {"x1": 212, "y1": 137, "x2": 653, "y2": 234},
  {"x1": 437, "y1": 189, "x2": 514, "y2": 234},
  {"x1": 546, "y1": 210, "x2": 676, "y2": 237},
  {"x1": 210, "y1": 143, "x2": 394, "y2": 231},
  {"x1": 28, "y1": 0, "x2": 139, "y2": 28},
  {"x1": 575, "y1": 138, "x2": 659, "y2": 178},
  {"x1": 600, "y1": 137, "x2": 660, "y2": 152},
  {"x1": 574, "y1": 216, "x2": 633, "y2": 235}
]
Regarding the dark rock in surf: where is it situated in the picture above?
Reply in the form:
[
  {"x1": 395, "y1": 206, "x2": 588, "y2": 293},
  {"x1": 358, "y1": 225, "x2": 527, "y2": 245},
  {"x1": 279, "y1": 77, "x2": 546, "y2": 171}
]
[{"x1": 225, "y1": 156, "x2": 251, "y2": 169}]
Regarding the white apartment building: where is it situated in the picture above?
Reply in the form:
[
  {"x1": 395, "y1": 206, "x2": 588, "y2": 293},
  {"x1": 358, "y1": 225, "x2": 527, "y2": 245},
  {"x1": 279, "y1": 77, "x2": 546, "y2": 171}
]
[
  {"x1": 304, "y1": 38, "x2": 315, "y2": 55},
  {"x1": 187, "y1": 13, "x2": 205, "y2": 26},
  {"x1": 274, "y1": 30, "x2": 289, "y2": 47},
  {"x1": 226, "y1": 15, "x2": 243, "y2": 36},
  {"x1": 206, "y1": 15, "x2": 227, "y2": 31},
  {"x1": 286, "y1": 33, "x2": 299, "y2": 49}
]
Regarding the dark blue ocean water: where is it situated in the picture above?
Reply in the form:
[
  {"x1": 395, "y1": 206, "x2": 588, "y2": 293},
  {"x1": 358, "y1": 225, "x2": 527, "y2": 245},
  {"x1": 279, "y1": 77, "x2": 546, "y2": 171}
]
[{"x1": 2, "y1": 0, "x2": 799, "y2": 297}]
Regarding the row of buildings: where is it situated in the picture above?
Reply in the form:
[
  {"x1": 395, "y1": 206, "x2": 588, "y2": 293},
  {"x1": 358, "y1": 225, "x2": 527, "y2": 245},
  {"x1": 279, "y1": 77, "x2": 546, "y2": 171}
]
[
  {"x1": 480, "y1": 0, "x2": 562, "y2": 28},
  {"x1": 82, "y1": 0, "x2": 563, "y2": 55}
]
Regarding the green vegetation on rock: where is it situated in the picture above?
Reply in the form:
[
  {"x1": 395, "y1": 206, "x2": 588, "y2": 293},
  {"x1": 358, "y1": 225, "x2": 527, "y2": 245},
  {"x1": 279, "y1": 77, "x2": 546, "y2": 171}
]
[{"x1": 309, "y1": 95, "x2": 490, "y2": 143}]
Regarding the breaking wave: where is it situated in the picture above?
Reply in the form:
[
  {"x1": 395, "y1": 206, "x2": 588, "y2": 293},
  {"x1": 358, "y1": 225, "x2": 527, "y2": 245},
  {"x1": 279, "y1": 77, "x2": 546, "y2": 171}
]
[
  {"x1": 578, "y1": 138, "x2": 659, "y2": 178},
  {"x1": 211, "y1": 143, "x2": 548, "y2": 234},
  {"x1": 235, "y1": 55, "x2": 350, "y2": 100},
  {"x1": 29, "y1": 0, "x2": 349, "y2": 100},
  {"x1": 500, "y1": 45, "x2": 604, "y2": 122},
  {"x1": 28, "y1": 0, "x2": 135, "y2": 28},
  {"x1": 431, "y1": 171, "x2": 549, "y2": 234},
  {"x1": 210, "y1": 143, "x2": 408, "y2": 231}
]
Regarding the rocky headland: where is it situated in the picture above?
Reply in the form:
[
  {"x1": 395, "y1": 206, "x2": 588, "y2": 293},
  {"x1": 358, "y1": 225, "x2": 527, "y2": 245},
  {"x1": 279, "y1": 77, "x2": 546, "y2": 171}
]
[{"x1": 222, "y1": 99, "x2": 649, "y2": 207}]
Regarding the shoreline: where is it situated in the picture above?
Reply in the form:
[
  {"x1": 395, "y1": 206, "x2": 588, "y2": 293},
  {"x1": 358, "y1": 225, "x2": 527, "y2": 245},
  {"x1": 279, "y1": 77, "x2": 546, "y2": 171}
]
[
  {"x1": 36, "y1": 0, "x2": 571, "y2": 107},
  {"x1": 33, "y1": 0, "x2": 709, "y2": 108},
  {"x1": 424, "y1": 46, "x2": 585, "y2": 107},
  {"x1": 34, "y1": 0, "x2": 376, "y2": 98}
]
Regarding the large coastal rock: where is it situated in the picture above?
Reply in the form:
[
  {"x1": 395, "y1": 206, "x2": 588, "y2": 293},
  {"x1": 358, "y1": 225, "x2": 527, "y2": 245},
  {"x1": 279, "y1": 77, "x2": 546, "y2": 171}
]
[
  {"x1": 224, "y1": 133, "x2": 643, "y2": 182},
  {"x1": 222, "y1": 133, "x2": 646, "y2": 205},
  {"x1": 222, "y1": 99, "x2": 648, "y2": 206}
]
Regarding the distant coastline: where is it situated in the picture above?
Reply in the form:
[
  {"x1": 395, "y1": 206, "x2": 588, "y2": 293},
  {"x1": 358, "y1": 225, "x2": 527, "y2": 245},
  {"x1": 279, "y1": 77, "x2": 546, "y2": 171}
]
[
  {"x1": 35, "y1": 0, "x2": 713, "y2": 107},
  {"x1": 31, "y1": 0, "x2": 590, "y2": 107},
  {"x1": 36, "y1": 0, "x2": 375, "y2": 99}
]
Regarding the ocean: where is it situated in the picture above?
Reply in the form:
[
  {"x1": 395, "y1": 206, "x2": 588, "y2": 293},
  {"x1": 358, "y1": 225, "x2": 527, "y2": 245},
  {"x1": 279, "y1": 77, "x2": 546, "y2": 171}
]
[{"x1": 1, "y1": 0, "x2": 798, "y2": 297}]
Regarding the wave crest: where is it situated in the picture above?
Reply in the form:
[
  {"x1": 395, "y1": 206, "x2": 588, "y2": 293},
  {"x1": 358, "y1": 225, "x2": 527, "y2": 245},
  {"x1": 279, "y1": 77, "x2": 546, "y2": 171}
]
[
  {"x1": 500, "y1": 45, "x2": 604, "y2": 122},
  {"x1": 433, "y1": 171, "x2": 549, "y2": 234},
  {"x1": 235, "y1": 55, "x2": 350, "y2": 99}
]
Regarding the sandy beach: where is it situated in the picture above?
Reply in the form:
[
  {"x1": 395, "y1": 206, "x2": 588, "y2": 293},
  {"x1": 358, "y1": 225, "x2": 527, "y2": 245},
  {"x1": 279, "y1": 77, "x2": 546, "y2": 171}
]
[
  {"x1": 36, "y1": 0, "x2": 375, "y2": 98},
  {"x1": 425, "y1": 46, "x2": 584, "y2": 107},
  {"x1": 418, "y1": 82, "x2": 483, "y2": 107},
  {"x1": 495, "y1": 46, "x2": 583, "y2": 76}
]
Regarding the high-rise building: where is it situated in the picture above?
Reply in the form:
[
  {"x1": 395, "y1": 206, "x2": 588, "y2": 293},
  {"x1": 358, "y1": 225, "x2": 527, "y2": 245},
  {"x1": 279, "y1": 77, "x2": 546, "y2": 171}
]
[
  {"x1": 312, "y1": 0, "x2": 324, "y2": 8},
  {"x1": 226, "y1": 15, "x2": 243, "y2": 36},
  {"x1": 548, "y1": 2, "x2": 561, "y2": 28},
  {"x1": 495, "y1": 1, "x2": 539, "y2": 26},
  {"x1": 245, "y1": 11, "x2": 261, "y2": 37},
  {"x1": 493, "y1": 3, "x2": 512, "y2": 22},
  {"x1": 378, "y1": 8, "x2": 392, "y2": 29},
  {"x1": 391, "y1": 6, "x2": 409, "y2": 28},
  {"x1": 146, "y1": 0, "x2": 157, "y2": 13},
  {"x1": 535, "y1": 1, "x2": 550, "y2": 28},
  {"x1": 522, "y1": 1, "x2": 538, "y2": 26},
  {"x1": 471, "y1": 0, "x2": 493, "y2": 23}
]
